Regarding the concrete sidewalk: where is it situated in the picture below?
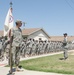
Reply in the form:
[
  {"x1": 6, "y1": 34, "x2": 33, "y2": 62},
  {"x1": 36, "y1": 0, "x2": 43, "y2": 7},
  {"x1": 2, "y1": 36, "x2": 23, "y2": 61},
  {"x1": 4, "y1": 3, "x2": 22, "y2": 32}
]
[{"x1": 0, "y1": 67, "x2": 64, "y2": 75}]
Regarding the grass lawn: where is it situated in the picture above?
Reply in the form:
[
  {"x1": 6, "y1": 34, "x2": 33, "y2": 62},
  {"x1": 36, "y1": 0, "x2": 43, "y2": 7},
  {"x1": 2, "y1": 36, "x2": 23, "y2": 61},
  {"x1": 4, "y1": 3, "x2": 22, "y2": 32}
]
[{"x1": 20, "y1": 51, "x2": 74, "y2": 74}]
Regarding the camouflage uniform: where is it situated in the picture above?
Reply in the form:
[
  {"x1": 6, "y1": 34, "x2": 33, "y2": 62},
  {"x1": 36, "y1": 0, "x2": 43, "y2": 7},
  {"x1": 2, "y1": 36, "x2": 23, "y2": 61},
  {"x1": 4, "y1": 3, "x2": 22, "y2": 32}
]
[
  {"x1": 0, "y1": 39, "x2": 2, "y2": 60},
  {"x1": 0, "y1": 37, "x2": 5, "y2": 61},
  {"x1": 38, "y1": 41, "x2": 43, "y2": 54},
  {"x1": 20, "y1": 41, "x2": 26, "y2": 57},
  {"x1": 63, "y1": 33, "x2": 68, "y2": 59},
  {"x1": 5, "y1": 41, "x2": 10, "y2": 60},
  {"x1": 35, "y1": 40, "x2": 39, "y2": 55},
  {"x1": 11, "y1": 26, "x2": 23, "y2": 66}
]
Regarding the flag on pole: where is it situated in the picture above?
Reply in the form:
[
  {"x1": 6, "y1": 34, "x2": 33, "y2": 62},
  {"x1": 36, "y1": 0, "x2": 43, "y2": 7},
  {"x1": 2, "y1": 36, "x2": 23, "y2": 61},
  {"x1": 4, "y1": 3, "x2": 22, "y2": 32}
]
[{"x1": 4, "y1": 7, "x2": 13, "y2": 36}]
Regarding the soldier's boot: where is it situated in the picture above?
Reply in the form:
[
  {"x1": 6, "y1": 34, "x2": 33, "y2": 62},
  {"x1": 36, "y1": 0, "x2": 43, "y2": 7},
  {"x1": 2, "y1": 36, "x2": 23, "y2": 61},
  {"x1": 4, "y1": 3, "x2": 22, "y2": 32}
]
[
  {"x1": 64, "y1": 57, "x2": 68, "y2": 60},
  {"x1": 15, "y1": 65, "x2": 24, "y2": 72}
]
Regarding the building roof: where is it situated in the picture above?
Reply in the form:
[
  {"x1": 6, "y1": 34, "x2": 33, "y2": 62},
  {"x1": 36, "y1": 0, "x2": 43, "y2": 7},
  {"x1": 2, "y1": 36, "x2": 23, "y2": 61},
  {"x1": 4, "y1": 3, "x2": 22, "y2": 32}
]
[
  {"x1": 22, "y1": 28, "x2": 50, "y2": 38},
  {"x1": 49, "y1": 36, "x2": 74, "y2": 42},
  {"x1": 22, "y1": 28, "x2": 40, "y2": 35}
]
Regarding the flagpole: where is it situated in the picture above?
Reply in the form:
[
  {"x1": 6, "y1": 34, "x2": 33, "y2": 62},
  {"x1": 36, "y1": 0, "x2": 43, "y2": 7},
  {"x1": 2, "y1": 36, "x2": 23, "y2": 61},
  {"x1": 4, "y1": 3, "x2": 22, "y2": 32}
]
[{"x1": 9, "y1": 1, "x2": 13, "y2": 74}]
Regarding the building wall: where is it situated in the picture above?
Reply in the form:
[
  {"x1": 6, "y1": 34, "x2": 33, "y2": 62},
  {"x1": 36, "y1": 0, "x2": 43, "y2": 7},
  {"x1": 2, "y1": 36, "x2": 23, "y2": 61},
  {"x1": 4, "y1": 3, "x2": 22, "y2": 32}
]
[{"x1": 27, "y1": 30, "x2": 49, "y2": 41}]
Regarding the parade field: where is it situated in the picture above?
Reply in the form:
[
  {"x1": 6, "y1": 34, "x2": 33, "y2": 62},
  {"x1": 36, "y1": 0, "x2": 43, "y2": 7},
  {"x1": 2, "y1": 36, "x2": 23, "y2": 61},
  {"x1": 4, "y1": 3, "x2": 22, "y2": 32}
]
[{"x1": 20, "y1": 51, "x2": 74, "y2": 74}]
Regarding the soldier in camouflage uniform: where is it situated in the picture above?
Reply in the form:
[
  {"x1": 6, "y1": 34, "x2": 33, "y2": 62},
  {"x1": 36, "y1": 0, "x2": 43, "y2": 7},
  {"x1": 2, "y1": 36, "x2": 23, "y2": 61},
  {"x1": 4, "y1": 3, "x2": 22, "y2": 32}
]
[
  {"x1": 38, "y1": 40, "x2": 43, "y2": 54},
  {"x1": 0, "y1": 36, "x2": 2, "y2": 61},
  {"x1": 11, "y1": 20, "x2": 23, "y2": 71},
  {"x1": 5, "y1": 40, "x2": 10, "y2": 60},
  {"x1": 26, "y1": 38, "x2": 32, "y2": 56},
  {"x1": 20, "y1": 40, "x2": 26, "y2": 57},
  {"x1": 62, "y1": 33, "x2": 68, "y2": 60},
  {"x1": 0, "y1": 36, "x2": 5, "y2": 61},
  {"x1": 35, "y1": 40, "x2": 39, "y2": 55},
  {"x1": 31, "y1": 39, "x2": 36, "y2": 56}
]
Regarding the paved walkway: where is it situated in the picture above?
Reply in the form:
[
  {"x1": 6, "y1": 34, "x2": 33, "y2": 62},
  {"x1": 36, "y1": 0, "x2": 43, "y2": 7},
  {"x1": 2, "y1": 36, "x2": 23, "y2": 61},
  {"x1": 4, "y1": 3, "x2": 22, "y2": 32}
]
[
  {"x1": 0, "y1": 50, "x2": 73, "y2": 75},
  {"x1": 0, "y1": 67, "x2": 64, "y2": 75}
]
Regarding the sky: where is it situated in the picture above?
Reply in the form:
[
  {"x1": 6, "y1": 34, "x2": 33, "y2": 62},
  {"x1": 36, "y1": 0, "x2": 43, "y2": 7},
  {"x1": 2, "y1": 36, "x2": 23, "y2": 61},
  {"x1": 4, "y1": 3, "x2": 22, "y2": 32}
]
[{"x1": 1, "y1": 0, "x2": 74, "y2": 36}]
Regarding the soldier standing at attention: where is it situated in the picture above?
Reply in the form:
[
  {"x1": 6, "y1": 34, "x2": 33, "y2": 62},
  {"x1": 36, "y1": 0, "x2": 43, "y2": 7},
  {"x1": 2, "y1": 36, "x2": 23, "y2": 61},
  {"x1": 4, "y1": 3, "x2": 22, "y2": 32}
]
[
  {"x1": 11, "y1": 20, "x2": 23, "y2": 71},
  {"x1": 63, "y1": 33, "x2": 68, "y2": 60},
  {"x1": 0, "y1": 36, "x2": 2, "y2": 60}
]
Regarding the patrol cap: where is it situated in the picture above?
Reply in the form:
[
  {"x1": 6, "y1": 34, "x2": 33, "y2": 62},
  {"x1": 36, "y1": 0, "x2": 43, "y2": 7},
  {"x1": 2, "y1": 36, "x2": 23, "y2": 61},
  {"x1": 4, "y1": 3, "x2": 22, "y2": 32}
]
[
  {"x1": 15, "y1": 20, "x2": 22, "y2": 25},
  {"x1": 63, "y1": 33, "x2": 67, "y2": 35}
]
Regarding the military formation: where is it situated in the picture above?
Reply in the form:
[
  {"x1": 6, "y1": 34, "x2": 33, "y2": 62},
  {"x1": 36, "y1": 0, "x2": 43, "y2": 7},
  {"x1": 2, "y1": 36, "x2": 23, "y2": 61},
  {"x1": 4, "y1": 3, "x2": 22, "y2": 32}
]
[
  {"x1": 0, "y1": 36, "x2": 74, "y2": 61},
  {"x1": 19, "y1": 39, "x2": 63, "y2": 57}
]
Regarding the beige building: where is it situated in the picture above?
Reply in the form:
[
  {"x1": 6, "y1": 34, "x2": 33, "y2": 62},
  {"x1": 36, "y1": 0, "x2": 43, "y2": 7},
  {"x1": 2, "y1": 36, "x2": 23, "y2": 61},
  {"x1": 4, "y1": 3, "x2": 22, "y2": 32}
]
[
  {"x1": 22, "y1": 28, "x2": 50, "y2": 41},
  {"x1": 0, "y1": 28, "x2": 50, "y2": 41}
]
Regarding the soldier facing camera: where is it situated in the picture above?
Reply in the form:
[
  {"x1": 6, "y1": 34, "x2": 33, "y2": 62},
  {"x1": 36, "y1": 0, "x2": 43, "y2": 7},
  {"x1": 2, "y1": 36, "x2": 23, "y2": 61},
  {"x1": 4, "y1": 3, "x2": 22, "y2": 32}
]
[{"x1": 63, "y1": 33, "x2": 68, "y2": 60}]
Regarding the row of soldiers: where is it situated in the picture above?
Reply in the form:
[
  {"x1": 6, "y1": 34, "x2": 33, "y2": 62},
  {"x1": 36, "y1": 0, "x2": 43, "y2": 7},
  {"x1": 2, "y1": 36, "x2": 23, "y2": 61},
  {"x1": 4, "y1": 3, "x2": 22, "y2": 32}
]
[
  {"x1": 5, "y1": 38, "x2": 74, "y2": 59},
  {"x1": 19, "y1": 38, "x2": 74, "y2": 57},
  {"x1": 0, "y1": 36, "x2": 74, "y2": 61},
  {"x1": 20, "y1": 39, "x2": 63, "y2": 57}
]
